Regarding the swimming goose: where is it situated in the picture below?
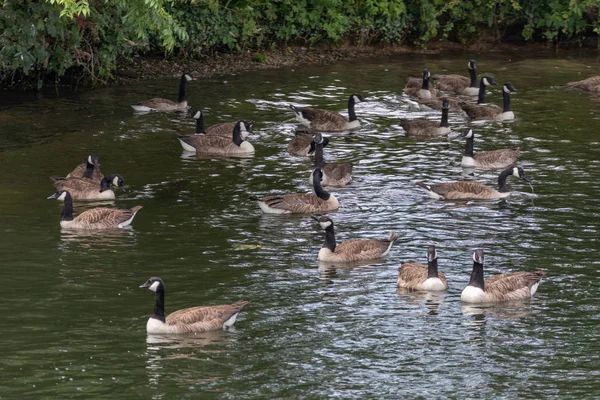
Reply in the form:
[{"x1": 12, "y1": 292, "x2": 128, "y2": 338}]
[
  {"x1": 401, "y1": 99, "x2": 451, "y2": 137},
  {"x1": 52, "y1": 174, "x2": 126, "y2": 200},
  {"x1": 312, "y1": 215, "x2": 397, "y2": 262},
  {"x1": 461, "y1": 82, "x2": 516, "y2": 121},
  {"x1": 418, "y1": 96, "x2": 463, "y2": 112},
  {"x1": 461, "y1": 249, "x2": 546, "y2": 304},
  {"x1": 287, "y1": 129, "x2": 329, "y2": 156},
  {"x1": 177, "y1": 120, "x2": 254, "y2": 155},
  {"x1": 190, "y1": 109, "x2": 255, "y2": 137},
  {"x1": 459, "y1": 128, "x2": 520, "y2": 169},
  {"x1": 252, "y1": 168, "x2": 338, "y2": 214},
  {"x1": 139, "y1": 277, "x2": 249, "y2": 334},
  {"x1": 289, "y1": 94, "x2": 364, "y2": 132},
  {"x1": 309, "y1": 133, "x2": 353, "y2": 187},
  {"x1": 397, "y1": 246, "x2": 448, "y2": 291},
  {"x1": 416, "y1": 166, "x2": 530, "y2": 200},
  {"x1": 48, "y1": 190, "x2": 142, "y2": 229},
  {"x1": 431, "y1": 60, "x2": 479, "y2": 96},
  {"x1": 63, "y1": 154, "x2": 104, "y2": 182},
  {"x1": 566, "y1": 76, "x2": 600, "y2": 92},
  {"x1": 131, "y1": 73, "x2": 194, "y2": 112},
  {"x1": 404, "y1": 69, "x2": 437, "y2": 99}
]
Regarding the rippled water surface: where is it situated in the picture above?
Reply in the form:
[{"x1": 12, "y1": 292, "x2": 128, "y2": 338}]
[{"x1": 2, "y1": 53, "x2": 600, "y2": 398}]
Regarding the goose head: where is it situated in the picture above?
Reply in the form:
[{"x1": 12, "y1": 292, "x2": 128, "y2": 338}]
[
  {"x1": 503, "y1": 82, "x2": 517, "y2": 93},
  {"x1": 422, "y1": 68, "x2": 431, "y2": 80},
  {"x1": 473, "y1": 249, "x2": 485, "y2": 265},
  {"x1": 234, "y1": 120, "x2": 252, "y2": 140},
  {"x1": 312, "y1": 132, "x2": 330, "y2": 146},
  {"x1": 190, "y1": 109, "x2": 202, "y2": 119},
  {"x1": 311, "y1": 215, "x2": 334, "y2": 230},
  {"x1": 442, "y1": 98, "x2": 450, "y2": 110},
  {"x1": 426, "y1": 246, "x2": 438, "y2": 263},
  {"x1": 47, "y1": 190, "x2": 69, "y2": 201},
  {"x1": 512, "y1": 166, "x2": 529, "y2": 182},
  {"x1": 140, "y1": 277, "x2": 164, "y2": 292},
  {"x1": 182, "y1": 73, "x2": 194, "y2": 82},
  {"x1": 459, "y1": 128, "x2": 474, "y2": 139},
  {"x1": 481, "y1": 76, "x2": 497, "y2": 86},
  {"x1": 468, "y1": 60, "x2": 477, "y2": 70},
  {"x1": 103, "y1": 174, "x2": 126, "y2": 192},
  {"x1": 85, "y1": 154, "x2": 100, "y2": 166},
  {"x1": 350, "y1": 93, "x2": 364, "y2": 104}
]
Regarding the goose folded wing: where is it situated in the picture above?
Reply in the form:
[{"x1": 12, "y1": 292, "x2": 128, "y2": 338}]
[
  {"x1": 136, "y1": 98, "x2": 178, "y2": 108},
  {"x1": 206, "y1": 122, "x2": 237, "y2": 136},
  {"x1": 335, "y1": 238, "x2": 390, "y2": 258},
  {"x1": 475, "y1": 149, "x2": 520, "y2": 166},
  {"x1": 323, "y1": 163, "x2": 353, "y2": 180},
  {"x1": 75, "y1": 208, "x2": 132, "y2": 223},
  {"x1": 262, "y1": 193, "x2": 327, "y2": 212},
  {"x1": 432, "y1": 74, "x2": 470, "y2": 90},
  {"x1": 310, "y1": 110, "x2": 349, "y2": 131},
  {"x1": 485, "y1": 271, "x2": 546, "y2": 301},
  {"x1": 55, "y1": 177, "x2": 98, "y2": 192},
  {"x1": 398, "y1": 262, "x2": 429, "y2": 282}
]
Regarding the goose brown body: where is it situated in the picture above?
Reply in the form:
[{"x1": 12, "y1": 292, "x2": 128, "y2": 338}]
[
  {"x1": 418, "y1": 96, "x2": 463, "y2": 112},
  {"x1": 566, "y1": 76, "x2": 600, "y2": 92},
  {"x1": 52, "y1": 174, "x2": 125, "y2": 200},
  {"x1": 459, "y1": 128, "x2": 520, "y2": 169},
  {"x1": 177, "y1": 121, "x2": 254, "y2": 155},
  {"x1": 66, "y1": 162, "x2": 104, "y2": 182},
  {"x1": 397, "y1": 246, "x2": 448, "y2": 291},
  {"x1": 290, "y1": 94, "x2": 363, "y2": 132},
  {"x1": 417, "y1": 181, "x2": 507, "y2": 200},
  {"x1": 310, "y1": 133, "x2": 352, "y2": 186},
  {"x1": 131, "y1": 73, "x2": 193, "y2": 112},
  {"x1": 431, "y1": 60, "x2": 478, "y2": 95},
  {"x1": 401, "y1": 99, "x2": 451, "y2": 137}
]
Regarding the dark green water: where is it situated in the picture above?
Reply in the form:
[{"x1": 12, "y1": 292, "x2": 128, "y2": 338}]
[{"x1": 2, "y1": 53, "x2": 600, "y2": 398}]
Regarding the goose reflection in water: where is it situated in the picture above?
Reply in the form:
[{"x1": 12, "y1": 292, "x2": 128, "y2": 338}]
[
  {"x1": 396, "y1": 289, "x2": 448, "y2": 316},
  {"x1": 58, "y1": 227, "x2": 138, "y2": 251}
]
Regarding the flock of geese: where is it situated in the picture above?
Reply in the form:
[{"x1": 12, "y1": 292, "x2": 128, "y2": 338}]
[{"x1": 43, "y1": 63, "x2": 598, "y2": 335}]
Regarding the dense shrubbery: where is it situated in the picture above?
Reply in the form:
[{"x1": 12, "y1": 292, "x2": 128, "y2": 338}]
[{"x1": 1, "y1": 0, "x2": 599, "y2": 89}]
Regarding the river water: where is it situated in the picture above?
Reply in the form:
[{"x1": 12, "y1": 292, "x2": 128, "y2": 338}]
[{"x1": 1, "y1": 53, "x2": 600, "y2": 398}]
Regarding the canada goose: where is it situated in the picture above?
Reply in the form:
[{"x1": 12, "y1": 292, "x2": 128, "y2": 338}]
[
  {"x1": 416, "y1": 166, "x2": 530, "y2": 200},
  {"x1": 459, "y1": 128, "x2": 520, "y2": 169},
  {"x1": 139, "y1": 277, "x2": 249, "y2": 334},
  {"x1": 289, "y1": 94, "x2": 364, "y2": 132},
  {"x1": 131, "y1": 73, "x2": 194, "y2": 112},
  {"x1": 309, "y1": 133, "x2": 353, "y2": 186},
  {"x1": 177, "y1": 120, "x2": 254, "y2": 155},
  {"x1": 287, "y1": 129, "x2": 329, "y2": 156},
  {"x1": 312, "y1": 215, "x2": 397, "y2": 262},
  {"x1": 401, "y1": 99, "x2": 451, "y2": 137},
  {"x1": 190, "y1": 109, "x2": 255, "y2": 137},
  {"x1": 418, "y1": 96, "x2": 463, "y2": 112},
  {"x1": 566, "y1": 76, "x2": 600, "y2": 92},
  {"x1": 252, "y1": 168, "x2": 338, "y2": 214},
  {"x1": 397, "y1": 246, "x2": 448, "y2": 291},
  {"x1": 431, "y1": 60, "x2": 478, "y2": 96},
  {"x1": 62, "y1": 154, "x2": 103, "y2": 182},
  {"x1": 460, "y1": 83, "x2": 516, "y2": 121},
  {"x1": 48, "y1": 190, "x2": 142, "y2": 229},
  {"x1": 404, "y1": 69, "x2": 437, "y2": 99},
  {"x1": 52, "y1": 174, "x2": 126, "y2": 200},
  {"x1": 461, "y1": 249, "x2": 546, "y2": 303}
]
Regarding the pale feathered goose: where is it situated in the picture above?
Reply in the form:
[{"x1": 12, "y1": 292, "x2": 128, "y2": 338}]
[
  {"x1": 312, "y1": 215, "x2": 397, "y2": 262},
  {"x1": 51, "y1": 174, "x2": 126, "y2": 200},
  {"x1": 459, "y1": 128, "x2": 520, "y2": 169},
  {"x1": 177, "y1": 120, "x2": 254, "y2": 155},
  {"x1": 397, "y1": 246, "x2": 448, "y2": 291},
  {"x1": 566, "y1": 76, "x2": 600, "y2": 92},
  {"x1": 401, "y1": 99, "x2": 451, "y2": 137},
  {"x1": 431, "y1": 60, "x2": 479, "y2": 96},
  {"x1": 416, "y1": 166, "x2": 530, "y2": 200},
  {"x1": 289, "y1": 94, "x2": 364, "y2": 132},
  {"x1": 131, "y1": 73, "x2": 194, "y2": 112},
  {"x1": 140, "y1": 277, "x2": 249, "y2": 334},
  {"x1": 252, "y1": 168, "x2": 338, "y2": 214},
  {"x1": 309, "y1": 133, "x2": 352, "y2": 187},
  {"x1": 404, "y1": 68, "x2": 437, "y2": 99},
  {"x1": 48, "y1": 190, "x2": 142, "y2": 229},
  {"x1": 460, "y1": 83, "x2": 516, "y2": 121},
  {"x1": 461, "y1": 250, "x2": 546, "y2": 304}
]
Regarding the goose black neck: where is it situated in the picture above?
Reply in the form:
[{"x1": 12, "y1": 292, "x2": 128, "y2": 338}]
[
  {"x1": 152, "y1": 286, "x2": 166, "y2": 323},
  {"x1": 323, "y1": 225, "x2": 336, "y2": 252},
  {"x1": 61, "y1": 193, "x2": 74, "y2": 221},
  {"x1": 498, "y1": 168, "x2": 513, "y2": 192},
  {"x1": 83, "y1": 162, "x2": 94, "y2": 179},
  {"x1": 313, "y1": 174, "x2": 330, "y2": 200},
  {"x1": 99, "y1": 177, "x2": 110, "y2": 192},
  {"x1": 427, "y1": 259, "x2": 439, "y2": 279},
  {"x1": 308, "y1": 140, "x2": 316, "y2": 155},
  {"x1": 232, "y1": 124, "x2": 243, "y2": 146},
  {"x1": 314, "y1": 142, "x2": 326, "y2": 168},
  {"x1": 502, "y1": 89, "x2": 512, "y2": 112},
  {"x1": 469, "y1": 68, "x2": 477, "y2": 88},
  {"x1": 195, "y1": 115, "x2": 205, "y2": 134},
  {"x1": 468, "y1": 262, "x2": 485, "y2": 290},
  {"x1": 477, "y1": 83, "x2": 486, "y2": 104},
  {"x1": 421, "y1": 76, "x2": 429, "y2": 90},
  {"x1": 177, "y1": 75, "x2": 187, "y2": 103},
  {"x1": 348, "y1": 97, "x2": 357, "y2": 122},
  {"x1": 464, "y1": 134, "x2": 474, "y2": 157},
  {"x1": 439, "y1": 107, "x2": 449, "y2": 128}
]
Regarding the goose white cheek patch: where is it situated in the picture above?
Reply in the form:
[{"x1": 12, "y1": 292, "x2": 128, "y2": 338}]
[{"x1": 148, "y1": 281, "x2": 160, "y2": 292}]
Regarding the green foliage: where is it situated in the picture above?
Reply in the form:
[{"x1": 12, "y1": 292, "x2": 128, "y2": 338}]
[{"x1": 2, "y1": 0, "x2": 600, "y2": 89}]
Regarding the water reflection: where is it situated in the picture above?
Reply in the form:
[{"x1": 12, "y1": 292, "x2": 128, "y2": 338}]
[
  {"x1": 396, "y1": 289, "x2": 448, "y2": 316},
  {"x1": 57, "y1": 227, "x2": 138, "y2": 252}
]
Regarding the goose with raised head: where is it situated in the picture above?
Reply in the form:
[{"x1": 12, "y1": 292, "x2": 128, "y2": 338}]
[
  {"x1": 309, "y1": 133, "x2": 352, "y2": 187},
  {"x1": 459, "y1": 128, "x2": 520, "y2": 169},
  {"x1": 189, "y1": 109, "x2": 255, "y2": 137},
  {"x1": 431, "y1": 60, "x2": 479, "y2": 96},
  {"x1": 313, "y1": 215, "x2": 397, "y2": 262},
  {"x1": 397, "y1": 246, "x2": 448, "y2": 291},
  {"x1": 566, "y1": 76, "x2": 600, "y2": 92},
  {"x1": 416, "y1": 166, "x2": 530, "y2": 201},
  {"x1": 48, "y1": 190, "x2": 142, "y2": 229},
  {"x1": 289, "y1": 94, "x2": 364, "y2": 132},
  {"x1": 131, "y1": 73, "x2": 194, "y2": 112},
  {"x1": 52, "y1": 174, "x2": 126, "y2": 200},
  {"x1": 461, "y1": 250, "x2": 546, "y2": 304},
  {"x1": 139, "y1": 277, "x2": 249, "y2": 334},
  {"x1": 404, "y1": 68, "x2": 437, "y2": 99},
  {"x1": 177, "y1": 120, "x2": 254, "y2": 155},
  {"x1": 59, "y1": 154, "x2": 103, "y2": 182},
  {"x1": 287, "y1": 129, "x2": 329, "y2": 156},
  {"x1": 252, "y1": 168, "x2": 338, "y2": 214},
  {"x1": 401, "y1": 99, "x2": 451, "y2": 137},
  {"x1": 461, "y1": 82, "x2": 517, "y2": 121}
]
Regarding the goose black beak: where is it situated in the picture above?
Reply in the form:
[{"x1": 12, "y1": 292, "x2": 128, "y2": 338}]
[
  {"x1": 139, "y1": 282, "x2": 150, "y2": 289},
  {"x1": 311, "y1": 215, "x2": 320, "y2": 222},
  {"x1": 522, "y1": 176, "x2": 531, "y2": 183},
  {"x1": 47, "y1": 193, "x2": 59, "y2": 199}
]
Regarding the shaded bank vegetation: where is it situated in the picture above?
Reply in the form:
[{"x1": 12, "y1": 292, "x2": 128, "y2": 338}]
[{"x1": 1, "y1": 0, "x2": 599, "y2": 89}]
